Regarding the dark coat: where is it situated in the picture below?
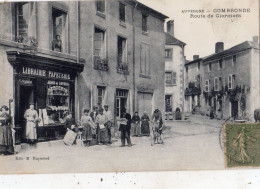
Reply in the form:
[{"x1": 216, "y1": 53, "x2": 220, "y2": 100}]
[
  {"x1": 64, "y1": 118, "x2": 77, "y2": 131},
  {"x1": 119, "y1": 113, "x2": 131, "y2": 131}
]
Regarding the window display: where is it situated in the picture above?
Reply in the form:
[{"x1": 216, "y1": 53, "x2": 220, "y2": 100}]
[{"x1": 46, "y1": 81, "x2": 70, "y2": 124}]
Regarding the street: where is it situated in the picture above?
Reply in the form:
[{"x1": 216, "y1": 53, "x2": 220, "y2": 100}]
[{"x1": 0, "y1": 115, "x2": 225, "y2": 174}]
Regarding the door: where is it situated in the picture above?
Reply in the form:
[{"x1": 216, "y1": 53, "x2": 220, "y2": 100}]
[
  {"x1": 19, "y1": 85, "x2": 35, "y2": 141},
  {"x1": 138, "y1": 92, "x2": 153, "y2": 117},
  {"x1": 231, "y1": 101, "x2": 238, "y2": 119}
]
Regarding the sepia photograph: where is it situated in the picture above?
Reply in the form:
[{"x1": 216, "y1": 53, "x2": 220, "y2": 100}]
[{"x1": 0, "y1": 0, "x2": 259, "y2": 179}]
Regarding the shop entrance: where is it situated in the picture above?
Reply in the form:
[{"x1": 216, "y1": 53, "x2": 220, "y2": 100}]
[{"x1": 19, "y1": 85, "x2": 35, "y2": 141}]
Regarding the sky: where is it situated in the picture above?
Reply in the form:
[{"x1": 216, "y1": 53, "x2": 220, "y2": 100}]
[{"x1": 138, "y1": 0, "x2": 259, "y2": 60}]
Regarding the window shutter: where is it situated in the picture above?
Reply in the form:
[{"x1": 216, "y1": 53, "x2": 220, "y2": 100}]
[
  {"x1": 172, "y1": 72, "x2": 177, "y2": 85},
  {"x1": 94, "y1": 33, "x2": 102, "y2": 56}
]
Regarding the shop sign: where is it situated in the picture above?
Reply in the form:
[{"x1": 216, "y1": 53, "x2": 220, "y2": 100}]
[
  {"x1": 47, "y1": 80, "x2": 70, "y2": 86},
  {"x1": 19, "y1": 79, "x2": 33, "y2": 85},
  {"x1": 22, "y1": 67, "x2": 71, "y2": 80}
]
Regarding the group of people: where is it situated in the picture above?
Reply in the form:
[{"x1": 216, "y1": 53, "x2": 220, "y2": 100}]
[
  {"x1": 64, "y1": 105, "x2": 164, "y2": 148},
  {"x1": 64, "y1": 105, "x2": 113, "y2": 147}
]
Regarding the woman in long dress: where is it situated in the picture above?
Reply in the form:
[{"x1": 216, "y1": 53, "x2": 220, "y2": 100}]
[
  {"x1": 24, "y1": 103, "x2": 39, "y2": 144},
  {"x1": 141, "y1": 111, "x2": 150, "y2": 136},
  {"x1": 0, "y1": 105, "x2": 14, "y2": 155},
  {"x1": 96, "y1": 108, "x2": 108, "y2": 145},
  {"x1": 132, "y1": 111, "x2": 141, "y2": 137},
  {"x1": 81, "y1": 109, "x2": 95, "y2": 147}
]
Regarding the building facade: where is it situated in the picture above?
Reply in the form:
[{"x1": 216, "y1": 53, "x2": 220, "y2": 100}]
[
  {"x1": 185, "y1": 37, "x2": 260, "y2": 121},
  {"x1": 164, "y1": 20, "x2": 185, "y2": 114},
  {"x1": 184, "y1": 55, "x2": 203, "y2": 113},
  {"x1": 0, "y1": 0, "x2": 168, "y2": 143},
  {"x1": 77, "y1": 0, "x2": 167, "y2": 129}
]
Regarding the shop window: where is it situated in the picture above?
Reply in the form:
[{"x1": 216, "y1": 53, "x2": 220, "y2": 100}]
[
  {"x1": 46, "y1": 81, "x2": 70, "y2": 124},
  {"x1": 52, "y1": 8, "x2": 67, "y2": 52},
  {"x1": 205, "y1": 80, "x2": 209, "y2": 92},
  {"x1": 119, "y1": 2, "x2": 126, "y2": 23},
  {"x1": 140, "y1": 43, "x2": 151, "y2": 76},
  {"x1": 117, "y1": 36, "x2": 128, "y2": 74},
  {"x1": 15, "y1": 2, "x2": 36, "y2": 42},
  {"x1": 94, "y1": 27, "x2": 108, "y2": 70},
  {"x1": 142, "y1": 14, "x2": 148, "y2": 33},
  {"x1": 228, "y1": 74, "x2": 235, "y2": 89},
  {"x1": 97, "y1": 86, "x2": 106, "y2": 109},
  {"x1": 165, "y1": 49, "x2": 172, "y2": 59},
  {"x1": 96, "y1": 1, "x2": 105, "y2": 14}
]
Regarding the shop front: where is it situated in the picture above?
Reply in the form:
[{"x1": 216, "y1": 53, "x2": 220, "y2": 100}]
[{"x1": 6, "y1": 51, "x2": 84, "y2": 144}]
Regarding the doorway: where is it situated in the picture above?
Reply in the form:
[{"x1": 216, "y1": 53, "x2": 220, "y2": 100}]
[
  {"x1": 115, "y1": 89, "x2": 128, "y2": 118},
  {"x1": 19, "y1": 85, "x2": 35, "y2": 142},
  {"x1": 231, "y1": 101, "x2": 238, "y2": 119}
]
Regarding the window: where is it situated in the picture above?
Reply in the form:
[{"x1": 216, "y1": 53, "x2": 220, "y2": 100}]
[
  {"x1": 142, "y1": 14, "x2": 148, "y2": 32},
  {"x1": 116, "y1": 89, "x2": 128, "y2": 118},
  {"x1": 96, "y1": 1, "x2": 105, "y2": 13},
  {"x1": 94, "y1": 27, "x2": 106, "y2": 59},
  {"x1": 97, "y1": 86, "x2": 105, "y2": 108},
  {"x1": 218, "y1": 59, "x2": 223, "y2": 69},
  {"x1": 15, "y1": 2, "x2": 36, "y2": 41},
  {"x1": 117, "y1": 36, "x2": 127, "y2": 65},
  {"x1": 165, "y1": 49, "x2": 172, "y2": 59},
  {"x1": 165, "y1": 95, "x2": 172, "y2": 112},
  {"x1": 140, "y1": 43, "x2": 151, "y2": 75},
  {"x1": 228, "y1": 74, "x2": 235, "y2": 89},
  {"x1": 208, "y1": 63, "x2": 212, "y2": 72},
  {"x1": 232, "y1": 55, "x2": 236, "y2": 67},
  {"x1": 52, "y1": 8, "x2": 67, "y2": 52},
  {"x1": 214, "y1": 77, "x2": 219, "y2": 91},
  {"x1": 205, "y1": 80, "x2": 209, "y2": 92},
  {"x1": 165, "y1": 72, "x2": 172, "y2": 85},
  {"x1": 197, "y1": 62, "x2": 201, "y2": 70},
  {"x1": 172, "y1": 72, "x2": 177, "y2": 85},
  {"x1": 119, "y1": 3, "x2": 125, "y2": 23}
]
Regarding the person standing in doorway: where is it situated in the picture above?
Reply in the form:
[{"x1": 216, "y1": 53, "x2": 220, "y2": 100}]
[
  {"x1": 104, "y1": 104, "x2": 113, "y2": 144},
  {"x1": 24, "y1": 103, "x2": 39, "y2": 145},
  {"x1": 119, "y1": 108, "x2": 132, "y2": 147}
]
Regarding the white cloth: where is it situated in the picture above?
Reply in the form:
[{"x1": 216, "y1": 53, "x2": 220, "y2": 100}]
[
  {"x1": 104, "y1": 110, "x2": 113, "y2": 122},
  {"x1": 24, "y1": 109, "x2": 38, "y2": 140}
]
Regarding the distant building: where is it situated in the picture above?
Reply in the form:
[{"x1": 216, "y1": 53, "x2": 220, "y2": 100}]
[
  {"x1": 165, "y1": 20, "x2": 186, "y2": 114},
  {"x1": 185, "y1": 37, "x2": 260, "y2": 120}
]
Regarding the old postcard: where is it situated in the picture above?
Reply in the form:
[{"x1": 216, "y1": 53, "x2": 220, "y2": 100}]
[{"x1": 0, "y1": 0, "x2": 259, "y2": 174}]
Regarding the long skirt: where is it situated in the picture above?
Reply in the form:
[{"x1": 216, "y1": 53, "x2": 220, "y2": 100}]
[
  {"x1": 0, "y1": 126, "x2": 14, "y2": 154},
  {"x1": 132, "y1": 123, "x2": 141, "y2": 136},
  {"x1": 82, "y1": 123, "x2": 92, "y2": 141},
  {"x1": 141, "y1": 121, "x2": 150, "y2": 136},
  {"x1": 97, "y1": 124, "x2": 108, "y2": 143},
  {"x1": 26, "y1": 121, "x2": 37, "y2": 140}
]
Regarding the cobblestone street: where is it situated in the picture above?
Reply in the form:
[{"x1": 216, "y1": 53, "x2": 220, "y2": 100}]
[{"x1": 0, "y1": 115, "x2": 225, "y2": 174}]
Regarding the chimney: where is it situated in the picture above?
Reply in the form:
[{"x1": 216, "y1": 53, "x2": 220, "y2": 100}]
[
  {"x1": 253, "y1": 36, "x2": 259, "y2": 45},
  {"x1": 215, "y1": 42, "x2": 224, "y2": 53},
  {"x1": 193, "y1": 55, "x2": 199, "y2": 60},
  {"x1": 167, "y1": 20, "x2": 174, "y2": 37}
]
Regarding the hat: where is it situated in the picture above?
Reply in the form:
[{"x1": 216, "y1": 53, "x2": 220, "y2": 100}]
[
  {"x1": 135, "y1": 111, "x2": 138, "y2": 113},
  {"x1": 104, "y1": 104, "x2": 109, "y2": 108}
]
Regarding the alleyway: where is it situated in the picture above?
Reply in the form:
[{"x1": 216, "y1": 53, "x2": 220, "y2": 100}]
[{"x1": 0, "y1": 115, "x2": 225, "y2": 174}]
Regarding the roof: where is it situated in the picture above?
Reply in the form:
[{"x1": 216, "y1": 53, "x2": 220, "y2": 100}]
[
  {"x1": 129, "y1": 0, "x2": 169, "y2": 20},
  {"x1": 165, "y1": 33, "x2": 186, "y2": 46},
  {"x1": 185, "y1": 58, "x2": 202, "y2": 66},
  {"x1": 203, "y1": 41, "x2": 259, "y2": 62}
]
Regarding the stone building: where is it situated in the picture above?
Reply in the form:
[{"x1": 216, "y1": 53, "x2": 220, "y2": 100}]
[
  {"x1": 0, "y1": 0, "x2": 168, "y2": 143},
  {"x1": 184, "y1": 55, "x2": 203, "y2": 113},
  {"x1": 185, "y1": 37, "x2": 260, "y2": 120},
  {"x1": 164, "y1": 20, "x2": 186, "y2": 114},
  {"x1": 77, "y1": 0, "x2": 168, "y2": 127}
]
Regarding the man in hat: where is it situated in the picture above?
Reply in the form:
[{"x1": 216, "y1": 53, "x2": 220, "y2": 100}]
[
  {"x1": 104, "y1": 104, "x2": 113, "y2": 143},
  {"x1": 24, "y1": 103, "x2": 39, "y2": 144}
]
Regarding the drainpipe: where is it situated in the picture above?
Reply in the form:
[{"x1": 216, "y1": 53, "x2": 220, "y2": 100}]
[
  {"x1": 132, "y1": 2, "x2": 138, "y2": 113},
  {"x1": 76, "y1": 1, "x2": 80, "y2": 122}
]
